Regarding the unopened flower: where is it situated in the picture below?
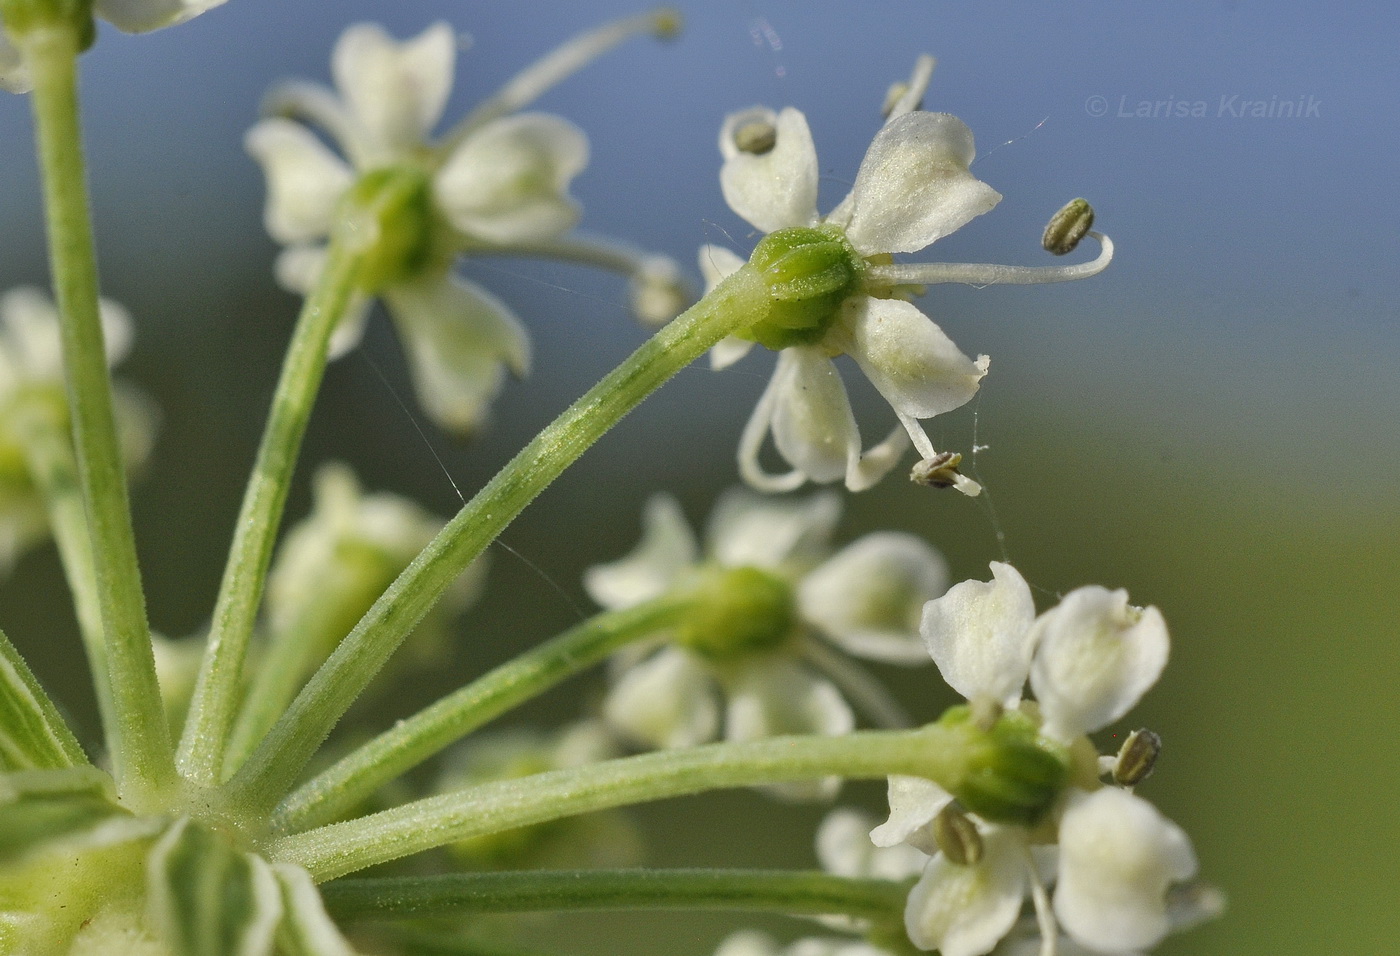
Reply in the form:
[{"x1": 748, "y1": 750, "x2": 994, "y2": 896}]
[
  {"x1": 703, "y1": 58, "x2": 1112, "y2": 494},
  {"x1": 1, "y1": 0, "x2": 224, "y2": 93},
  {"x1": 585, "y1": 489, "x2": 946, "y2": 795},
  {"x1": 248, "y1": 14, "x2": 683, "y2": 433},
  {"x1": 0, "y1": 287, "x2": 155, "y2": 572}
]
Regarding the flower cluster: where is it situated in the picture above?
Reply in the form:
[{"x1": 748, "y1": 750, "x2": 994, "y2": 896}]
[
  {"x1": 248, "y1": 14, "x2": 686, "y2": 434},
  {"x1": 702, "y1": 59, "x2": 1112, "y2": 495},
  {"x1": 585, "y1": 489, "x2": 945, "y2": 788},
  {"x1": 873, "y1": 562, "x2": 1217, "y2": 956}
]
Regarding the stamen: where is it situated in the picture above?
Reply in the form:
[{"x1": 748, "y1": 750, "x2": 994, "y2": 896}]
[
  {"x1": 867, "y1": 232, "x2": 1114, "y2": 287},
  {"x1": 259, "y1": 81, "x2": 364, "y2": 166},
  {"x1": 884, "y1": 54, "x2": 936, "y2": 119},
  {"x1": 1023, "y1": 845, "x2": 1060, "y2": 956},
  {"x1": 445, "y1": 8, "x2": 681, "y2": 148}
]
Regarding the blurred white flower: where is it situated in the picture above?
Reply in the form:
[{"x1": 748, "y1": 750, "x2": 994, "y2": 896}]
[
  {"x1": 0, "y1": 287, "x2": 155, "y2": 572},
  {"x1": 1, "y1": 0, "x2": 225, "y2": 93},
  {"x1": 248, "y1": 14, "x2": 683, "y2": 433},
  {"x1": 703, "y1": 58, "x2": 1112, "y2": 494},
  {"x1": 585, "y1": 489, "x2": 946, "y2": 796}
]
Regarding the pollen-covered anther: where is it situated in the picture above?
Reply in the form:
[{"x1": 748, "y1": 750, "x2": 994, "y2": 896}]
[
  {"x1": 1112, "y1": 728, "x2": 1163, "y2": 788},
  {"x1": 733, "y1": 119, "x2": 778, "y2": 156},
  {"x1": 1042, "y1": 198, "x2": 1096, "y2": 256},
  {"x1": 932, "y1": 801, "x2": 984, "y2": 866}
]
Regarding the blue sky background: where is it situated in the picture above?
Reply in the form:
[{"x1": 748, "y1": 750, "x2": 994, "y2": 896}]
[{"x1": 2, "y1": 2, "x2": 1397, "y2": 954}]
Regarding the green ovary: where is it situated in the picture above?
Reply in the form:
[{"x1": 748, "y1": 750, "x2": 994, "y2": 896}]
[
  {"x1": 674, "y1": 565, "x2": 799, "y2": 661},
  {"x1": 739, "y1": 225, "x2": 864, "y2": 350}
]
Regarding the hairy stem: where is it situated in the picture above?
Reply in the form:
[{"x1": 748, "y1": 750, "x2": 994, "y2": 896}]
[
  {"x1": 277, "y1": 595, "x2": 693, "y2": 833},
  {"x1": 24, "y1": 23, "x2": 172, "y2": 804},
  {"x1": 177, "y1": 236, "x2": 365, "y2": 786},
  {"x1": 268, "y1": 724, "x2": 970, "y2": 879},
  {"x1": 223, "y1": 267, "x2": 768, "y2": 817},
  {"x1": 321, "y1": 868, "x2": 908, "y2": 923}
]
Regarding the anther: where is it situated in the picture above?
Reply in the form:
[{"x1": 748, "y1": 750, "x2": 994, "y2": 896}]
[
  {"x1": 733, "y1": 120, "x2": 778, "y2": 156},
  {"x1": 1112, "y1": 728, "x2": 1163, "y2": 788},
  {"x1": 933, "y1": 802, "x2": 984, "y2": 866},
  {"x1": 1042, "y1": 199, "x2": 1095, "y2": 256}
]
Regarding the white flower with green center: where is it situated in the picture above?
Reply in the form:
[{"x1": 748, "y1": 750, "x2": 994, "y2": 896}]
[
  {"x1": 1, "y1": 0, "x2": 224, "y2": 92},
  {"x1": 0, "y1": 287, "x2": 154, "y2": 572},
  {"x1": 868, "y1": 563, "x2": 1206, "y2": 956},
  {"x1": 584, "y1": 489, "x2": 947, "y2": 795},
  {"x1": 702, "y1": 58, "x2": 1113, "y2": 494},
  {"x1": 247, "y1": 13, "x2": 682, "y2": 434}
]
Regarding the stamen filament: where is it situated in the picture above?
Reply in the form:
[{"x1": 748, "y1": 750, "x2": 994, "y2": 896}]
[
  {"x1": 868, "y1": 232, "x2": 1113, "y2": 287},
  {"x1": 444, "y1": 8, "x2": 679, "y2": 149}
]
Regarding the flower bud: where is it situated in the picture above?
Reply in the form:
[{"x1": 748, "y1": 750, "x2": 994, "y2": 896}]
[
  {"x1": 1042, "y1": 198, "x2": 1095, "y2": 256},
  {"x1": 1113, "y1": 728, "x2": 1163, "y2": 787},
  {"x1": 932, "y1": 802, "x2": 983, "y2": 865}
]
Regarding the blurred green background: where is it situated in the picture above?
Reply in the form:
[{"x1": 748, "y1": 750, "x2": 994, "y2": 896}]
[{"x1": 2, "y1": 1, "x2": 1397, "y2": 954}]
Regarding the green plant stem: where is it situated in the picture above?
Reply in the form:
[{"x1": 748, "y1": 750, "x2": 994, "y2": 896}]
[
  {"x1": 23, "y1": 24, "x2": 173, "y2": 804},
  {"x1": 11, "y1": 397, "x2": 114, "y2": 750},
  {"x1": 277, "y1": 595, "x2": 693, "y2": 833},
  {"x1": 268, "y1": 724, "x2": 970, "y2": 880},
  {"x1": 320, "y1": 868, "x2": 908, "y2": 923},
  {"x1": 223, "y1": 266, "x2": 769, "y2": 818},
  {"x1": 0, "y1": 623, "x2": 89, "y2": 769},
  {"x1": 176, "y1": 236, "x2": 365, "y2": 787}
]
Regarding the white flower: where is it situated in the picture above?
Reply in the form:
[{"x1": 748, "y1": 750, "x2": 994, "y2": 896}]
[
  {"x1": 868, "y1": 562, "x2": 1209, "y2": 956},
  {"x1": 248, "y1": 14, "x2": 683, "y2": 433},
  {"x1": 0, "y1": 287, "x2": 155, "y2": 572},
  {"x1": 585, "y1": 489, "x2": 946, "y2": 795},
  {"x1": 703, "y1": 58, "x2": 1112, "y2": 494},
  {"x1": 1, "y1": 0, "x2": 224, "y2": 93},
  {"x1": 714, "y1": 930, "x2": 890, "y2": 956}
]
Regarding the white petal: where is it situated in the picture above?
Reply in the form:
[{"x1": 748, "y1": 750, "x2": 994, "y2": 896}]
[
  {"x1": 718, "y1": 106, "x2": 820, "y2": 233},
  {"x1": 710, "y1": 336, "x2": 756, "y2": 371},
  {"x1": 583, "y1": 494, "x2": 698, "y2": 610},
  {"x1": 800, "y1": 532, "x2": 948, "y2": 664},
  {"x1": 698, "y1": 244, "x2": 747, "y2": 291},
  {"x1": 0, "y1": 288, "x2": 130, "y2": 379},
  {"x1": 95, "y1": 0, "x2": 225, "y2": 33},
  {"x1": 904, "y1": 829, "x2": 1028, "y2": 956},
  {"x1": 436, "y1": 113, "x2": 588, "y2": 243},
  {"x1": 771, "y1": 347, "x2": 861, "y2": 486},
  {"x1": 1028, "y1": 587, "x2": 1169, "y2": 740},
  {"x1": 870, "y1": 775, "x2": 951, "y2": 855},
  {"x1": 843, "y1": 296, "x2": 987, "y2": 420},
  {"x1": 604, "y1": 648, "x2": 719, "y2": 749},
  {"x1": 0, "y1": 29, "x2": 30, "y2": 94},
  {"x1": 723, "y1": 656, "x2": 852, "y2": 800},
  {"x1": 837, "y1": 111, "x2": 1002, "y2": 255},
  {"x1": 705, "y1": 485, "x2": 840, "y2": 572},
  {"x1": 817, "y1": 808, "x2": 925, "y2": 880},
  {"x1": 271, "y1": 863, "x2": 356, "y2": 956},
  {"x1": 714, "y1": 931, "x2": 782, "y2": 956},
  {"x1": 245, "y1": 119, "x2": 353, "y2": 244},
  {"x1": 382, "y1": 274, "x2": 531, "y2": 435},
  {"x1": 332, "y1": 22, "x2": 456, "y2": 155},
  {"x1": 1054, "y1": 789, "x2": 1197, "y2": 953},
  {"x1": 922, "y1": 562, "x2": 1036, "y2": 706}
]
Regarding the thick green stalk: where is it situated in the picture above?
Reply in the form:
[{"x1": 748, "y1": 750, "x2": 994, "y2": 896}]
[
  {"x1": 277, "y1": 595, "x2": 693, "y2": 833},
  {"x1": 23, "y1": 23, "x2": 173, "y2": 803},
  {"x1": 176, "y1": 236, "x2": 364, "y2": 786},
  {"x1": 11, "y1": 396, "x2": 114, "y2": 750},
  {"x1": 0, "y1": 622, "x2": 89, "y2": 769},
  {"x1": 320, "y1": 868, "x2": 908, "y2": 923},
  {"x1": 268, "y1": 724, "x2": 968, "y2": 879},
  {"x1": 223, "y1": 267, "x2": 769, "y2": 817}
]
